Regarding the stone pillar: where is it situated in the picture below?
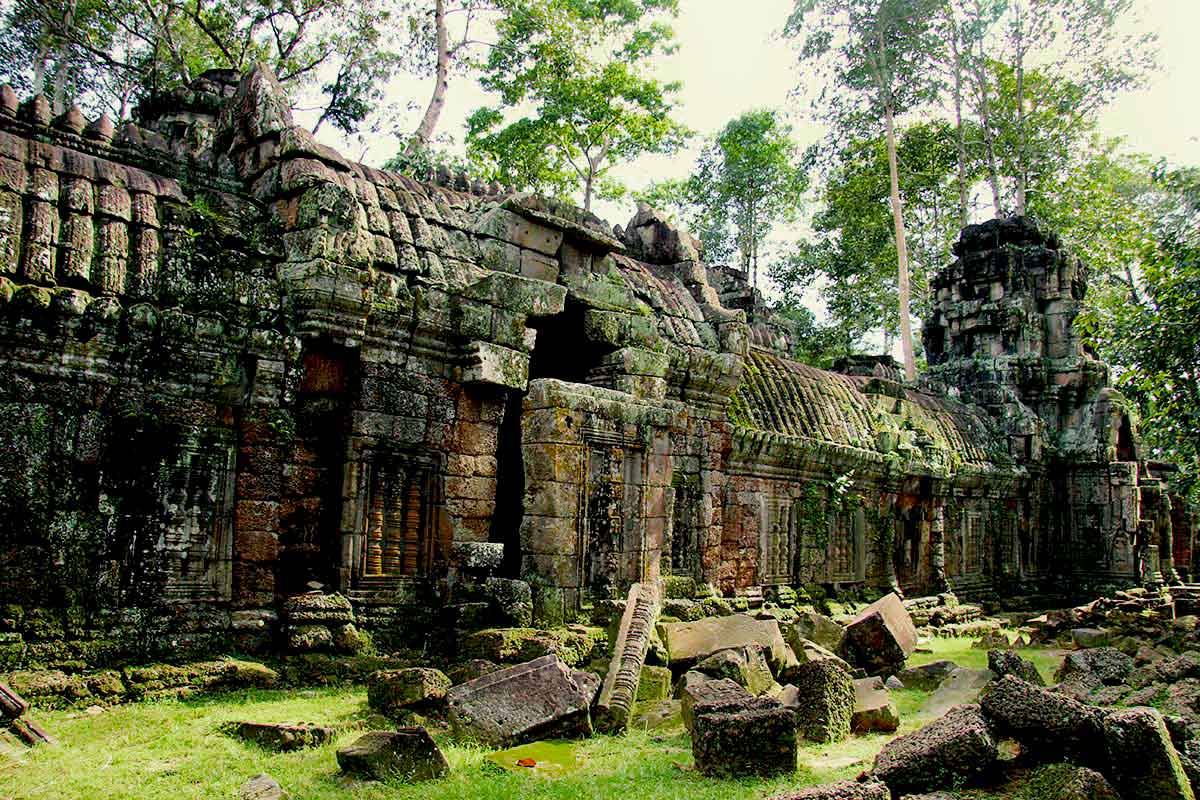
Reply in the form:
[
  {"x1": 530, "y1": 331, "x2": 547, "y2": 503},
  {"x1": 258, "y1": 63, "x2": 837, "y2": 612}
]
[{"x1": 930, "y1": 503, "x2": 948, "y2": 593}]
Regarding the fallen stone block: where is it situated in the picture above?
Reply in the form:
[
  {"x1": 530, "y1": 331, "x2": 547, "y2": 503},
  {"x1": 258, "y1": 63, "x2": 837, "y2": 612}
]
[
  {"x1": 678, "y1": 672, "x2": 750, "y2": 734},
  {"x1": 658, "y1": 613, "x2": 789, "y2": 672},
  {"x1": 987, "y1": 649, "x2": 1045, "y2": 685},
  {"x1": 896, "y1": 660, "x2": 958, "y2": 691},
  {"x1": 921, "y1": 667, "x2": 993, "y2": 719},
  {"x1": 852, "y1": 677, "x2": 899, "y2": 734},
  {"x1": 788, "y1": 611, "x2": 846, "y2": 654},
  {"x1": 233, "y1": 721, "x2": 334, "y2": 751},
  {"x1": 792, "y1": 660, "x2": 854, "y2": 743},
  {"x1": 873, "y1": 704, "x2": 997, "y2": 795},
  {"x1": 1017, "y1": 764, "x2": 1120, "y2": 800},
  {"x1": 629, "y1": 699, "x2": 682, "y2": 731},
  {"x1": 447, "y1": 659, "x2": 500, "y2": 685},
  {"x1": 1056, "y1": 647, "x2": 1133, "y2": 686},
  {"x1": 1103, "y1": 707, "x2": 1195, "y2": 800},
  {"x1": 573, "y1": 669, "x2": 602, "y2": 706},
  {"x1": 636, "y1": 665, "x2": 671, "y2": 702},
  {"x1": 238, "y1": 773, "x2": 283, "y2": 800},
  {"x1": 695, "y1": 644, "x2": 776, "y2": 695},
  {"x1": 595, "y1": 581, "x2": 659, "y2": 732},
  {"x1": 7, "y1": 717, "x2": 53, "y2": 746},
  {"x1": 790, "y1": 638, "x2": 855, "y2": 674},
  {"x1": 336, "y1": 728, "x2": 449, "y2": 782},
  {"x1": 767, "y1": 778, "x2": 889, "y2": 799},
  {"x1": 842, "y1": 593, "x2": 917, "y2": 676},
  {"x1": 446, "y1": 654, "x2": 592, "y2": 747},
  {"x1": 367, "y1": 667, "x2": 451, "y2": 716},
  {"x1": 692, "y1": 695, "x2": 797, "y2": 777},
  {"x1": 1072, "y1": 628, "x2": 1111, "y2": 649},
  {"x1": 979, "y1": 675, "x2": 1105, "y2": 764}
]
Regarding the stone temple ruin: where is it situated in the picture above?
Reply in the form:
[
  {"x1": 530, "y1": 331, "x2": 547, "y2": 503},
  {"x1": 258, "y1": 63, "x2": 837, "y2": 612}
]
[{"x1": 0, "y1": 66, "x2": 1192, "y2": 669}]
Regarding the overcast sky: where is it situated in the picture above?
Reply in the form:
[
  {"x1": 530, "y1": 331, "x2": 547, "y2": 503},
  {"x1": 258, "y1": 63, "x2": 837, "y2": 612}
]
[{"x1": 311, "y1": 0, "x2": 1200, "y2": 229}]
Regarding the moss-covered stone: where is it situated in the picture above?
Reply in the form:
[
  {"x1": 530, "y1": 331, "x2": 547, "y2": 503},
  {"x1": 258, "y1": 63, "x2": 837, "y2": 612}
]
[
  {"x1": 791, "y1": 660, "x2": 854, "y2": 743},
  {"x1": 367, "y1": 667, "x2": 451, "y2": 716}
]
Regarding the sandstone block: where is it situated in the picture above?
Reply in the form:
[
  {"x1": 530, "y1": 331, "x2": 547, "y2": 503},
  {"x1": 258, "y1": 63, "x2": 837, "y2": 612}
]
[
  {"x1": 367, "y1": 668, "x2": 451, "y2": 716},
  {"x1": 767, "y1": 780, "x2": 890, "y2": 800},
  {"x1": 1056, "y1": 647, "x2": 1133, "y2": 686},
  {"x1": 234, "y1": 721, "x2": 333, "y2": 751},
  {"x1": 896, "y1": 660, "x2": 959, "y2": 691},
  {"x1": 446, "y1": 655, "x2": 592, "y2": 747},
  {"x1": 987, "y1": 649, "x2": 1045, "y2": 685},
  {"x1": 842, "y1": 593, "x2": 917, "y2": 676},
  {"x1": 659, "y1": 613, "x2": 789, "y2": 672},
  {"x1": 873, "y1": 704, "x2": 997, "y2": 795},
  {"x1": 979, "y1": 675, "x2": 1105, "y2": 764},
  {"x1": 789, "y1": 610, "x2": 845, "y2": 654},
  {"x1": 637, "y1": 665, "x2": 672, "y2": 702},
  {"x1": 678, "y1": 672, "x2": 750, "y2": 734},
  {"x1": 1103, "y1": 707, "x2": 1195, "y2": 800},
  {"x1": 852, "y1": 676, "x2": 900, "y2": 734},
  {"x1": 691, "y1": 695, "x2": 796, "y2": 778},
  {"x1": 695, "y1": 644, "x2": 776, "y2": 695},
  {"x1": 792, "y1": 660, "x2": 854, "y2": 743},
  {"x1": 336, "y1": 728, "x2": 449, "y2": 782},
  {"x1": 238, "y1": 774, "x2": 283, "y2": 800}
]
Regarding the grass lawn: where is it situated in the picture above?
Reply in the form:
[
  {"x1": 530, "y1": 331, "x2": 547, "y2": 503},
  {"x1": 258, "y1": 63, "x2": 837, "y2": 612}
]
[{"x1": 0, "y1": 638, "x2": 1068, "y2": 800}]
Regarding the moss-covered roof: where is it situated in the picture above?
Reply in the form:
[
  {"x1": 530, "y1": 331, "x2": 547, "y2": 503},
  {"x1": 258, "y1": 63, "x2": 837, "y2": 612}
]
[{"x1": 731, "y1": 348, "x2": 1011, "y2": 471}]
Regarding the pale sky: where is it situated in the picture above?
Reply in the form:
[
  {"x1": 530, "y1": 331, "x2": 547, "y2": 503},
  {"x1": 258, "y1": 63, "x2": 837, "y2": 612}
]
[{"x1": 309, "y1": 0, "x2": 1200, "y2": 231}]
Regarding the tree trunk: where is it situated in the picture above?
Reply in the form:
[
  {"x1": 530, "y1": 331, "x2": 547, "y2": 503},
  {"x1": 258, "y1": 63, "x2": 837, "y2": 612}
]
[
  {"x1": 949, "y1": 13, "x2": 970, "y2": 228},
  {"x1": 408, "y1": 0, "x2": 450, "y2": 155},
  {"x1": 51, "y1": 0, "x2": 77, "y2": 114},
  {"x1": 1013, "y1": 2, "x2": 1027, "y2": 215},
  {"x1": 583, "y1": 171, "x2": 594, "y2": 212},
  {"x1": 885, "y1": 101, "x2": 917, "y2": 381}
]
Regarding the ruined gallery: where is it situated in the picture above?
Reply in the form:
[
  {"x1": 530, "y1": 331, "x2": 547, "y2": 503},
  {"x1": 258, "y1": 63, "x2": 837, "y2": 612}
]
[{"x1": 0, "y1": 66, "x2": 1188, "y2": 671}]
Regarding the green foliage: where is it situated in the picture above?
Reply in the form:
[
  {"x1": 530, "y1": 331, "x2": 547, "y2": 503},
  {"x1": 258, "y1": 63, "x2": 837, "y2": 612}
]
[
  {"x1": 1071, "y1": 158, "x2": 1200, "y2": 501},
  {"x1": 774, "y1": 121, "x2": 964, "y2": 352},
  {"x1": 641, "y1": 109, "x2": 806, "y2": 283},
  {"x1": 0, "y1": 0, "x2": 404, "y2": 132},
  {"x1": 465, "y1": 0, "x2": 690, "y2": 210}
]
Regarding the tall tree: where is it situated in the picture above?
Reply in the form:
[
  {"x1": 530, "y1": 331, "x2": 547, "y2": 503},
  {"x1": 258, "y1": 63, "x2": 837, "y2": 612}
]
[
  {"x1": 786, "y1": 0, "x2": 944, "y2": 380},
  {"x1": 773, "y1": 121, "x2": 965, "y2": 357},
  {"x1": 466, "y1": 0, "x2": 689, "y2": 211},
  {"x1": 0, "y1": 0, "x2": 404, "y2": 134}
]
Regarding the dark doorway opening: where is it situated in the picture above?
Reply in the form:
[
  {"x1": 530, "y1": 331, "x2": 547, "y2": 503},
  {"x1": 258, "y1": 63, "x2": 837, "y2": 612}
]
[{"x1": 526, "y1": 298, "x2": 614, "y2": 383}]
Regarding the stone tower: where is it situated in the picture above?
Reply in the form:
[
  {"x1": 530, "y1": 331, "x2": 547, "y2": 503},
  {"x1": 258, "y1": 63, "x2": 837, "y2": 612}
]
[{"x1": 923, "y1": 217, "x2": 1167, "y2": 589}]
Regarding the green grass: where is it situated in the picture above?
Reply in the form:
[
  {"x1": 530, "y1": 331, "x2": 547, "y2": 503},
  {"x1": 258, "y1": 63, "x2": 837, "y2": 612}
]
[
  {"x1": 0, "y1": 640, "x2": 1071, "y2": 800},
  {"x1": 905, "y1": 635, "x2": 1065, "y2": 684}
]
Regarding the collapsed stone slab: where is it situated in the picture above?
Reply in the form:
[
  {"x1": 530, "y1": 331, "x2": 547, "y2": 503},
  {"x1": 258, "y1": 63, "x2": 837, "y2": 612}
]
[
  {"x1": 873, "y1": 704, "x2": 997, "y2": 795},
  {"x1": 336, "y1": 728, "x2": 449, "y2": 782},
  {"x1": 767, "y1": 779, "x2": 889, "y2": 800},
  {"x1": 659, "y1": 613, "x2": 789, "y2": 672},
  {"x1": 367, "y1": 667, "x2": 451, "y2": 716},
  {"x1": 678, "y1": 672, "x2": 750, "y2": 734},
  {"x1": 987, "y1": 649, "x2": 1044, "y2": 685},
  {"x1": 841, "y1": 593, "x2": 917, "y2": 676},
  {"x1": 446, "y1": 654, "x2": 592, "y2": 747},
  {"x1": 233, "y1": 721, "x2": 334, "y2": 751},
  {"x1": 691, "y1": 695, "x2": 797, "y2": 777},
  {"x1": 695, "y1": 644, "x2": 777, "y2": 695},
  {"x1": 979, "y1": 675, "x2": 1105, "y2": 764},
  {"x1": 1055, "y1": 647, "x2": 1133, "y2": 686},
  {"x1": 896, "y1": 660, "x2": 958, "y2": 691},
  {"x1": 852, "y1": 676, "x2": 899, "y2": 734},
  {"x1": 788, "y1": 611, "x2": 846, "y2": 654},
  {"x1": 1103, "y1": 707, "x2": 1195, "y2": 800}
]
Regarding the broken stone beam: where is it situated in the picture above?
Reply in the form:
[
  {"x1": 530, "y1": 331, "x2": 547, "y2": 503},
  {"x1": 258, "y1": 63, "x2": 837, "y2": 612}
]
[
  {"x1": 596, "y1": 581, "x2": 661, "y2": 733},
  {"x1": 0, "y1": 682, "x2": 29, "y2": 719},
  {"x1": 446, "y1": 654, "x2": 592, "y2": 747},
  {"x1": 9, "y1": 717, "x2": 53, "y2": 747}
]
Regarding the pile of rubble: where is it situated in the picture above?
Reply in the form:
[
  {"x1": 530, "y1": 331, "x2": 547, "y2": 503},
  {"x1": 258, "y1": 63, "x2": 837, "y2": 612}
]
[
  {"x1": 1024, "y1": 588, "x2": 1179, "y2": 649},
  {"x1": 773, "y1": 644, "x2": 1200, "y2": 800}
]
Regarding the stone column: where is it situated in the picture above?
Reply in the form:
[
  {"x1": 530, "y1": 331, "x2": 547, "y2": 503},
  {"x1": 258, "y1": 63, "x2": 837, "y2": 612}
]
[{"x1": 930, "y1": 503, "x2": 948, "y2": 593}]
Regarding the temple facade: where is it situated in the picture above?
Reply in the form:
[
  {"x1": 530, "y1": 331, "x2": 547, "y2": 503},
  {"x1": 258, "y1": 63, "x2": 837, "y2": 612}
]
[{"x1": 0, "y1": 67, "x2": 1188, "y2": 666}]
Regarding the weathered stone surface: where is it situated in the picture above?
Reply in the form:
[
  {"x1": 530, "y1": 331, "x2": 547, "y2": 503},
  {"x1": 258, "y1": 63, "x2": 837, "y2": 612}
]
[
  {"x1": 446, "y1": 655, "x2": 592, "y2": 747},
  {"x1": 1056, "y1": 647, "x2": 1133, "y2": 686},
  {"x1": 1016, "y1": 764, "x2": 1121, "y2": 800},
  {"x1": 695, "y1": 644, "x2": 776, "y2": 695},
  {"x1": 238, "y1": 774, "x2": 283, "y2": 800},
  {"x1": 767, "y1": 779, "x2": 890, "y2": 800},
  {"x1": 842, "y1": 593, "x2": 917, "y2": 676},
  {"x1": 873, "y1": 704, "x2": 997, "y2": 795},
  {"x1": 636, "y1": 665, "x2": 672, "y2": 702},
  {"x1": 367, "y1": 668, "x2": 451, "y2": 716},
  {"x1": 896, "y1": 660, "x2": 958, "y2": 691},
  {"x1": 852, "y1": 676, "x2": 900, "y2": 734},
  {"x1": 691, "y1": 695, "x2": 797, "y2": 777},
  {"x1": 0, "y1": 682, "x2": 29, "y2": 718},
  {"x1": 792, "y1": 660, "x2": 855, "y2": 743},
  {"x1": 1104, "y1": 707, "x2": 1195, "y2": 800},
  {"x1": 336, "y1": 728, "x2": 450, "y2": 782},
  {"x1": 979, "y1": 675, "x2": 1105, "y2": 764},
  {"x1": 921, "y1": 667, "x2": 993, "y2": 719},
  {"x1": 233, "y1": 721, "x2": 334, "y2": 751},
  {"x1": 1072, "y1": 628, "x2": 1111, "y2": 649},
  {"x1": 678, "y1": 672, "x2": 750, "y2": 734},
  {"x1": 659, "y1": 613, "x2": 788, "y2": 671},
  {"x1": 596, "y1": 581, "x2": 659, "y2": 732},
  {"x1": 988, "y1": 649, "x2": 1045, "y2": 685},
  {"x1": 788, "y1": 611, "x2": 846, "y2": 654}
]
